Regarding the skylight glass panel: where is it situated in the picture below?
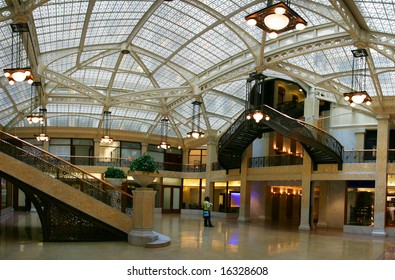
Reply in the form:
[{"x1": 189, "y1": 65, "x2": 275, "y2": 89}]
[
  {"x1": 199, "y1": 0, "x2": 243, "y2": 15},
  {"x1": 133, "y1": 35, "x2": 173, "y2": 58},
  {"x1": 113, "y1": 74, "x2": 153, "y2": 91},
  {"x1": 80, "y1": 50, "x2": 104, "y2": 64},
  {"x1": 172, "y1": 47, "x2": 209, "y2": 74},
  {"x1": 119, "y1": 55, "x2": 145, "y2": 74},
  {"x1": 370, "y1": 48, "x2": 395, "y2": 68},
  {"x1": 90, "y1": 52, "x2": 119, "y2": 69},
  {"x1": 85, "y1": 1, "x2": 151, "y2": 45},
  {"x1": 208, "y1": 116, "x2": 228, "y2": 131},
  {"x1": 204, "y1": 93, "x2": 241, "y2": 119},
  {"x1": 0, "y1": 113, "x2": 17, "y2": 127},
  {"x1": 355, "y1": 0, "x2": 395, "y2": 34},
  {"x1": 379, "y1": 72, "x2": 395, "y2": 96},
  {"x1": 139, "y1": 55, "x2": 162, "y2": 72},
  {"x1": 123, "y1": 120, "x2": 151, "y2": 132},
  {"x1": 5, "y1": 83, "x2": 29, "y2": 104},
  {"x1": 0, "y1": 92, "x2": 12, "y2": 112},
  {"x1": 292, "y1": 5, "x2": 332, "y2": 27},
  {"x1": 47, "y1": 53, "x2": 78, "y2": 73},
  {"x1": 140, "y1": 20, "x2": 185, "y2": 52},
  {"x1": 33, "y1": 0, "x2": 88, "y2": 52},
  {"x1": 207, "y1": 25, "x2": 245, "y2": 57},
  {"x1": 214, "y1": 80, "x2": 247, "y2": 101},
  {"x1": 153, "y1": 65, "x2": 187, "y2": 87},
  {"x1": 0, "y1": 22, "x2": 13, "y2": 68}
]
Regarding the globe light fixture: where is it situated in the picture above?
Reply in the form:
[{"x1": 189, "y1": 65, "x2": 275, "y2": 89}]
[
  {"x1": 343, "y1": 49, "x2": 372, "y2": 107},
  {"x1": 157, "y1": 118, "x2": 171, "y2": 149},
  {"x1": 245, "y1": 1, "x2": 307, "y2": 39},
  {"x1": 3, "y1": 23, "x2": 34, "y2": 85},
  {"x1": 187, "y1": 100, "x2": 205, "y2": 139},
  {"x1": 100, "y1": 110, "x2": 114, "y2": 144}
]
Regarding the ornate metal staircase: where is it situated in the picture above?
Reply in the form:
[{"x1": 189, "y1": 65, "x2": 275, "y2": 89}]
[
  {"x1": 0, "y1": 131, "x2": 133, "y2": 241},
  {"x1": 218, "y1": 105, "x2": 343, "y2": 170}
]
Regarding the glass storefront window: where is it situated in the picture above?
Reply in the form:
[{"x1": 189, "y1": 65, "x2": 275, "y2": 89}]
[
  {"x1": 347, "y1": 187, "x2": 374, "y2": 226},
  {"x1": 386, "y1": 184, "x2": 395, "y2": 226}
]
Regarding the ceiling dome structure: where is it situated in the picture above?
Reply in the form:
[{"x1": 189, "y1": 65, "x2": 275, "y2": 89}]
[{"x1": 0, "y1": 0, "x2": 392, "y2": 146}]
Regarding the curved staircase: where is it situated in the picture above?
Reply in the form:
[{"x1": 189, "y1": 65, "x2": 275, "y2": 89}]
[{"x1": 218, "y1": 105, "x2": 343, "y2": 170}]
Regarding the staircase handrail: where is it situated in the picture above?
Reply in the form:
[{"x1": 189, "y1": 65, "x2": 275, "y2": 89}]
[
  {"x1": 260, "y1": 105, "x2": 343, "y2": 159},
  {"x1": 0, "y1": 130, "x2": 133, "y2": 209}
]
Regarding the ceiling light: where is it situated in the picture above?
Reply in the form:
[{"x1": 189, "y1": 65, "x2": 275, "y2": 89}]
[
  {"x1": 245, "y1": 1, "x2": 307, "y2": 38},
  {"x1": 3, "y1": 23, "x2": 34, "y2": 85},
  {"x1": 343, "y1": 49, "x2": 372, "y2": 107}
]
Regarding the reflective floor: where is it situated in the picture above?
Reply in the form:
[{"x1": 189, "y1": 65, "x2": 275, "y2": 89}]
[{"x1": 1, "y1": 210, "x2": 395, "y2": 260}]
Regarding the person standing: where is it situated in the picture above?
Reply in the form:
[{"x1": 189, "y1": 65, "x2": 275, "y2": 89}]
[{"x1": 203, "y1": 196, "x2": 214, "y2": 227}]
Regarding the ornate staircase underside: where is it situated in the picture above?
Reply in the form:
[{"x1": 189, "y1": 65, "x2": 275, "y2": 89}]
[
  {"x1": 0, "y1": 131, "x2": 133, "y2": 241},
  {"x1": 218, "y1": 105, "x2": 343, "y2": 171}
]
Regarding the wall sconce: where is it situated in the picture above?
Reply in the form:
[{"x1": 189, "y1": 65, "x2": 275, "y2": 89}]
[
  {"x1": 3, "y1": 23, "x2": 33, "y2": 85},
  {"x1": 245, "y1": 1, "x2": 307, "y2": 39},
  {"x1": 343, "y1": 49, "x2": 372, "y2": 107},
  {"x1": 100, "y1": 110, "x2": 113, "y2": 144},
  {"x1": 158, "y1": 117, "x2": 171, "y2": 149}
]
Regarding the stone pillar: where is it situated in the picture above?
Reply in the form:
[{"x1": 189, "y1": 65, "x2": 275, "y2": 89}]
[
  {"x1": 299, "y1": 151, "x2": 313, "y2": 231},
  {"x1": 316, "y1": 181, "x2": 328, "y2": 228},
  {"x1": 355, "y1": 128, "x2": 366, "y2": 150},
  {"x1": 372, "y1": 115, "x2": 389, "y2": 237},
  {"x1": 205, "y1": 139, "x2": 217, "y2": 199},
  {"x1": 238, "y1": 145, "x2": 252, "y2": 222},
  {"x1": 141, "y1": 142, "x2": 148, "y2": 155},
  {"x1": 298, "y1": 87, "x2": 318, "y2": 231},
  {"x1": 128, "y1": 188, "x2": 170, "y2": 247}
]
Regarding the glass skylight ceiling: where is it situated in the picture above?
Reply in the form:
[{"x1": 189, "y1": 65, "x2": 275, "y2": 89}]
[{"x1": 0, "y1": 0, "x2": 393, "y2": 145}]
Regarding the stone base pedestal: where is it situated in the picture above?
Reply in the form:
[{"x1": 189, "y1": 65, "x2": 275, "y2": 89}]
[{"x1": 128, "y1": 187, "x2": 170, "y2": 247}]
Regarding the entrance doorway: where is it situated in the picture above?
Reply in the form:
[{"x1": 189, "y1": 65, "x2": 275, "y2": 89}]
[{"x1": 162, "y1": 186, "x2": 181, "y2": 213}]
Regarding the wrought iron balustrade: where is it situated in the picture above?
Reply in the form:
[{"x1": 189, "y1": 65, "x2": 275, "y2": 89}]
[{"x1": 0, "y1": 130, "x2": 132, "y2": 210}]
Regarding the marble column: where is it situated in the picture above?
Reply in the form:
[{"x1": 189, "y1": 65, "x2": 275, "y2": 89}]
[
  {"x1": 372, "y1": 115, "x2": 389, "y2": 237},
  {"x1": 238, "y1": 145, "x2": 252, "y2": 222},
  {"x1": 316, "y1": 181, "x2": 328, "y2": 228}
]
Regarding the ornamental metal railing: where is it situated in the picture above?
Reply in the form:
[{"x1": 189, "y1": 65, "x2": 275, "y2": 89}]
[{"x1": 0, "y1": 130, "x2": 132, "y2": 211}]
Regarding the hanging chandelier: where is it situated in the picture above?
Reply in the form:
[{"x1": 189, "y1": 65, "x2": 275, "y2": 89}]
[
  {"x1": 157, "y1": 118, "x2": 171, "y2": 149},
  {"x1": 3, "y1": 23, "x2": 33, "y2": 85},
  {"x1": 27, "y1": 82, "x2": 44, "y2": 124},
  {"x1": 187, "y1": 100, "x2": 205, "y2": 139},
  {"x1": 343, "y1": 49, "x2": 372, "y2": 107},
  {"x1": 36, "y1": 109, "x2": 49, "y2": 141},
  {"x1": 100, "y1": 110, "x2": 113, "y2": 144},
  {"x1": 245, "y1": 72, "x2": 270, "y2": 123},
  {"x1": 245, "y1": 1, "x2": 307, "y2": 39}
]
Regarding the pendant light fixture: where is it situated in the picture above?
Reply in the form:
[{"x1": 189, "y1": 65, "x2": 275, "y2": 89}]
[
  {"x1": 157, "y1": 117, "x2": 171, "y2": 149},
  {"x1": 3, "y1": 23, "x2": 33, "y2": 85},
  {"x1": 187, "y1": 100, "x2": 205, "y2": 139},
  {"x1": 343, "y1": 48, "x2": 372, "y2": 107},
  {"x1": 36, "y1": 109, "x2": 49, "y2": 141},
  {"x1": 245, "y1": 72, "x2": 270, "y2": 123},
  {"x1": 245, "y1": 1, "x2": 307, "y2": 39},
  {"x1": 27, "y1": 82, "x2": 44, "y2": 124},
  {"x1": 100, "y1": 110, "x2": 113, "y2": 144}
]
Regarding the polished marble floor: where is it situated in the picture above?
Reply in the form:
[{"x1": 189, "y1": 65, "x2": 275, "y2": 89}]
[{"x1": 1, "y1": 210, "x2": 395, "y2": 260}]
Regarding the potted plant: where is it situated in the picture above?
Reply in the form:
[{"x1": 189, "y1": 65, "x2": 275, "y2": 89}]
[
  {"x1": 129, "y1": 153, "x2": 159, "y2": 187},
  {"x1": 104, "y1": 166, "x2": 127, "y2": 187}
]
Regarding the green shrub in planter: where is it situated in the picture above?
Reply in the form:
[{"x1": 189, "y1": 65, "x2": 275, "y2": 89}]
[
  {"x1": 104, "y1": 166, "x2": 127, "y2": 179},
  {"x1": 129, "y1": 153, "x2": 159, "y2": 174}
]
